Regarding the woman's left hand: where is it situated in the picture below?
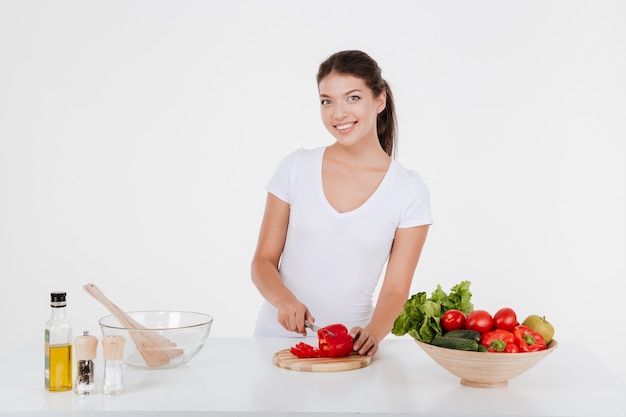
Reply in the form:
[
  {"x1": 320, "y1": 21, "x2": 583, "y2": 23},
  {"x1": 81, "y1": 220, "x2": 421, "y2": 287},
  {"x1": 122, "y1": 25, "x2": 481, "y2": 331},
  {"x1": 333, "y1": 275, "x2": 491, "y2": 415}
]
[{"x1": 349, "y1": 326, "x2": 379, "y2": 356}]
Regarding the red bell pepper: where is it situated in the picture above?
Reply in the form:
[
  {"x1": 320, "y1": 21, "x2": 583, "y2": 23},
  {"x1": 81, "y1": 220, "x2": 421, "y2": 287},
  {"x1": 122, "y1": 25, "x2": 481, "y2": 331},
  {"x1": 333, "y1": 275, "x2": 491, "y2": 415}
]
[
  {"x1": 504, "y1": 343, "x2": 519, "y2": 353},
  {"x1": 289, "y1": 323, "x2": 354, "y2": 359},
  {"x1": 513, "y1": 325, "x2": 547, "y2": 352},
  {"x1": 480, "y1": 329, "x2": 515, "y2": 352},
  {"x1": 318, "y1": 324, "x2": 354, "y2": 358}
]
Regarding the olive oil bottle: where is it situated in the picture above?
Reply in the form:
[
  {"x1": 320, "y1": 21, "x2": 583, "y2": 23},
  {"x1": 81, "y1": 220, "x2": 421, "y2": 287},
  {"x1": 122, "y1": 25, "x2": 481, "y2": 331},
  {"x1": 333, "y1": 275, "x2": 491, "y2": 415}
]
[{"x1": 45, "y1": 292, "x2": 72, "y2": 392}]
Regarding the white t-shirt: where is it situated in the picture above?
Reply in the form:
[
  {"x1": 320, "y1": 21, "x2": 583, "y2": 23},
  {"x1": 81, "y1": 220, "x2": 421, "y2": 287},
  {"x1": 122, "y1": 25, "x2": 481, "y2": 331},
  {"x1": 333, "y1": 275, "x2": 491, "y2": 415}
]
[{"x1": 254, "y1": 146, "x2": 433, "y2": 337}]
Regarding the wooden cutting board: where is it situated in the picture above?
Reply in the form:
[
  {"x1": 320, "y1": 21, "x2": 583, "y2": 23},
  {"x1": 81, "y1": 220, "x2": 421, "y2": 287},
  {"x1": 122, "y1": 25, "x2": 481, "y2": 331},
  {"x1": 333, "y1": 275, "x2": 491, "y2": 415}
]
[{"x1": 273, "y1": 349, "x2": 372, "y2": 372}]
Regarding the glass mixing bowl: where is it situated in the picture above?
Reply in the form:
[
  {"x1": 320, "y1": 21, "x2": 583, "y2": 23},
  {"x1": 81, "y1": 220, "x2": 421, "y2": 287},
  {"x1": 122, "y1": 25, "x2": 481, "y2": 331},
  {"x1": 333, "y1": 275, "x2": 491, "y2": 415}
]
[{"x1": 99, "y1": 310, "x2": 213, "y2": 369}]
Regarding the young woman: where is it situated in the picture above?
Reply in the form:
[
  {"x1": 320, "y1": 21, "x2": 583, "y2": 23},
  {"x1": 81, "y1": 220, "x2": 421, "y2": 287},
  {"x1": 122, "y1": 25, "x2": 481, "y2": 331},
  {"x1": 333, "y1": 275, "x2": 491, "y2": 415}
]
[{"x1": 251, "y1": 50, "x2": 432, "y2": 356}]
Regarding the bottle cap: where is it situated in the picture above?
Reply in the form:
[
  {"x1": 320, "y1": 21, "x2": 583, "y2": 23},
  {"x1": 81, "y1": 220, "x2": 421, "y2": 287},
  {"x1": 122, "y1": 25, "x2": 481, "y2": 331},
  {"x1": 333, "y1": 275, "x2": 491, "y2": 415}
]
[
  {"x1": 75, "y1": 330, "x2": 98, "y2": 360},
  {"x1": 103, "y1": 335, "x2": 126, "y2": 360},
  {"x1": 50, "y1": 292, "x2": 67, "y2": 308}
]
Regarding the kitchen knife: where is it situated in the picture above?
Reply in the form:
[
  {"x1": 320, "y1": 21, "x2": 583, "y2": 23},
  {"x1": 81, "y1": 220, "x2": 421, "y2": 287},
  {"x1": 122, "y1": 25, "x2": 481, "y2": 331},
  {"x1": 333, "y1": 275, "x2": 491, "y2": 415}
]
[
  {"x1": 304, "y1": 319, "x2": 320, "y2": 332},
  {"x1": 304, "y1": 320, "x2": 335, "y2": 336}
]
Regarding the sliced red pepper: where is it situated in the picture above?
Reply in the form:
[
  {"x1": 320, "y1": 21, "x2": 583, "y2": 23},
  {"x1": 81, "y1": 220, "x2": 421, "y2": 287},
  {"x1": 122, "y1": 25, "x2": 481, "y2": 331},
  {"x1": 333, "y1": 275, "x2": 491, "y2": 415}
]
[
  {"x1": 317, "y1": 324, "x2": 354, "y2": 358},
  {"x1": 288, "y1": 323, "x2": 354, "y2": 359},
  {"x1": 513, "y1": 325, "x2": 547, "y2": 352},
  {"x1": 289, "y1": 346, "x2": 308, "y2": 358},
  {"x1": 480, "y1": 329, "x2": 515, "y2": 352},
  {"x1": 289, "y1": 342, "x2": 320, "y2": 358}
]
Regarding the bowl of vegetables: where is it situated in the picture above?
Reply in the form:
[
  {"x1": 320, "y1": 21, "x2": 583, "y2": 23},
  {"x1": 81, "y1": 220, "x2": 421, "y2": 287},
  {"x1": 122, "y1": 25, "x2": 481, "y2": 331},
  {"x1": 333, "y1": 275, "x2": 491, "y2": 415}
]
[
  {"x1": 393, "y1": 281, "x2": 558, "y2": 388},
  {"x1": 415, "y1": 337, "x2": 557, "y2": 388}
]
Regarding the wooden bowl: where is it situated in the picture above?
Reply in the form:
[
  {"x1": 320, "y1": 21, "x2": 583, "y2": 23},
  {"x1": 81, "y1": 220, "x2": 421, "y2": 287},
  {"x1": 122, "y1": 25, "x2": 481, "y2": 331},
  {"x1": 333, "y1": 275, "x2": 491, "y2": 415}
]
[{"x1": 415, "y1": 339, "x2": 558, "y2": 388}]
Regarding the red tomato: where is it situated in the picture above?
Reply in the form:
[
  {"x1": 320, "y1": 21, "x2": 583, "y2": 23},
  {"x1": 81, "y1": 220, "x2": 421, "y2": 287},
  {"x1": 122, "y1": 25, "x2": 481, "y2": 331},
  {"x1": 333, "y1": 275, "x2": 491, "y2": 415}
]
[
  {"x1": 442, "y1": 309, "x2": 466, "y2": 332},
  {"x1": 465, "y1": 310, "x2": 494, "y2": 334},
  {"x1": 493, "y1": 307, "x2": 518, "y2": 331}
]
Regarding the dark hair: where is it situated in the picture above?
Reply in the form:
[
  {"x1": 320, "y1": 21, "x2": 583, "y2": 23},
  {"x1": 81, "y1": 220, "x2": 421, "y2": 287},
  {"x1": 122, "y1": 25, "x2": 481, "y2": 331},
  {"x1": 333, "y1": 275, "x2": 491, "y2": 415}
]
[{"x1": 316, "y1": 50, "x2": 397, "y2": 157}]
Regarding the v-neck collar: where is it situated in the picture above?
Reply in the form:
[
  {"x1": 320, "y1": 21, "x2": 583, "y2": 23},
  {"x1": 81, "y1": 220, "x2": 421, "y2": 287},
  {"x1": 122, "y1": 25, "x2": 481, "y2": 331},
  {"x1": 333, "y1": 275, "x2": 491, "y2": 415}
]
[{"x1": 317, "y1": 146, "x2": 394, "y2": 216}]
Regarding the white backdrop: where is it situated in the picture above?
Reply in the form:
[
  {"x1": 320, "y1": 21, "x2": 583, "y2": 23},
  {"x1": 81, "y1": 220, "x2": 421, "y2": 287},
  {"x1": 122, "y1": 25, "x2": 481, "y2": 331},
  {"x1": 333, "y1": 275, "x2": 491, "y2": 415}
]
[{"x1": 1, "y1": 1, "x2": 625, "y2": 380}]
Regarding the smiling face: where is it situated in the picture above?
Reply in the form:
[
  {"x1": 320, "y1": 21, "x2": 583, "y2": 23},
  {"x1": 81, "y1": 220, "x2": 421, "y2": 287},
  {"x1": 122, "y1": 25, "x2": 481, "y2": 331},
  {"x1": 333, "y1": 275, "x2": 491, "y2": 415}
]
[{"x1": 318, "y1": 72, "x2": 386, "y2": 150}]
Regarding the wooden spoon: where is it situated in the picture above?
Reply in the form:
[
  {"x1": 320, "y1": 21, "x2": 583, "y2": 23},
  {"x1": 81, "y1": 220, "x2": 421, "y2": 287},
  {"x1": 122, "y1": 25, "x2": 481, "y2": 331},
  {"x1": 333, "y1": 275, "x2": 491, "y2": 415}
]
[{"x1": 83, "y1": 283, "x2": 183, "y2": 366}]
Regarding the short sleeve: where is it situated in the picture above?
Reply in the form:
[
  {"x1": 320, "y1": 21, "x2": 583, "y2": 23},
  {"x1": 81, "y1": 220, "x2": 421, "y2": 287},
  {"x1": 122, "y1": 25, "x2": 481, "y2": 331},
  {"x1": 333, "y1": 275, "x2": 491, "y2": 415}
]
[
  {"x1": 398, "y1": 171, "x2": 433, "y2": 228},
  {"x1": 264, "y1": 148, "x2": 303, "y2": 204}
]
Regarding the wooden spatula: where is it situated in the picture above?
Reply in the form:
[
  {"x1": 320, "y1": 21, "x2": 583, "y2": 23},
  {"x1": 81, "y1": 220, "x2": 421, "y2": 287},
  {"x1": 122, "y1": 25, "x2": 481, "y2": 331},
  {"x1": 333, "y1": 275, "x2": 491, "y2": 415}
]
[{"x1": 83, "y1": 283, "x2": 183, "y2": 366}]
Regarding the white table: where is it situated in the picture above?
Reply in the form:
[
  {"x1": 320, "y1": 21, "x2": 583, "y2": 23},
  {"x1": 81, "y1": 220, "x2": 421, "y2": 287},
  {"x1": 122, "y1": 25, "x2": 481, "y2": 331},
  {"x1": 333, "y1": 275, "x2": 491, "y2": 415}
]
[{"x1": 0, "y1": 337, "x2": 623, "y2": 416}]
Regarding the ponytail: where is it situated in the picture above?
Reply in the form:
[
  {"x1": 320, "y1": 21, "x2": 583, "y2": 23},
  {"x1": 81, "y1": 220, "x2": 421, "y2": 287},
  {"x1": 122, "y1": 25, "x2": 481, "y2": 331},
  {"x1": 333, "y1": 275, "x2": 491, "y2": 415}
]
[{"x1": 378, "y1": 80, "x2": 397, "y2": 158}]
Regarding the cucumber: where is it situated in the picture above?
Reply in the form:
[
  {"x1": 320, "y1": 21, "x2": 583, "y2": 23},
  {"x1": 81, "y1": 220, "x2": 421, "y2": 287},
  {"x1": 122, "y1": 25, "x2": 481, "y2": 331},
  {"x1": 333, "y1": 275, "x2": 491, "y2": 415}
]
[
  {"x1": 431, "y1": 336, "x2": 480, "y2": 352},
  {"x1": 442, "y1": 329, "x2": 481, "y2": 342}
]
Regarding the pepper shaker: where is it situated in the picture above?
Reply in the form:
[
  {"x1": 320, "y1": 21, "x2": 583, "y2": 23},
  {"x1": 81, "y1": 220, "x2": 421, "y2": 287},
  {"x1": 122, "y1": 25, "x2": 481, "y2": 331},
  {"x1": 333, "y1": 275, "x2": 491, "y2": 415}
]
[
  {"x1": 74, "y1": 330, "x2": 98, "y2": 395},
  {"x1": 102, "y1": 335, "x2": 126, "y2": 396}
]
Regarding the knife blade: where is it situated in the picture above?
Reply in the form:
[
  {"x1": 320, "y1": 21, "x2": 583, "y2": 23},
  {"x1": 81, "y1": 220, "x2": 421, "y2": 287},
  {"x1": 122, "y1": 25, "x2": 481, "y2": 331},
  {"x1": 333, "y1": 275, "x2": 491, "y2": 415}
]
[
  {"x1": 304, "y1": 319, "x2": 320, "y2": 332},
  {"x1": 304, "y1": 320, "x2": 335, "y2": 336}
]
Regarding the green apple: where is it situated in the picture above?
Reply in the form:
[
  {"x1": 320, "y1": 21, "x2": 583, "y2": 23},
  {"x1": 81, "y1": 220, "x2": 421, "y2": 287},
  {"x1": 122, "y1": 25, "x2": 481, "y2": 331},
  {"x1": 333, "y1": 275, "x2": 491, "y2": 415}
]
[{"x1": 522, "y1": 315, "x2": 555, "y2": 344}]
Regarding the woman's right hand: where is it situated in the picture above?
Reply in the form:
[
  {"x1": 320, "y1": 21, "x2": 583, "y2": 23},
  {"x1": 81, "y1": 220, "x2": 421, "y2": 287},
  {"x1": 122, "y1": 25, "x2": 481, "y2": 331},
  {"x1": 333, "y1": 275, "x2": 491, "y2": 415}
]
[{"x1": 276, "y1": 300, "x2": 314, "y2": 336}]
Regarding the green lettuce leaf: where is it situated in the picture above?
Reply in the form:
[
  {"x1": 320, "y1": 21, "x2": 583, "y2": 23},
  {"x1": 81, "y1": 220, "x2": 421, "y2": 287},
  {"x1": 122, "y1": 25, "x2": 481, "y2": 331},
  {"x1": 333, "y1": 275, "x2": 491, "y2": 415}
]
[{"x1": 391, "y1": 280, "x2": 474, "y2": 343}]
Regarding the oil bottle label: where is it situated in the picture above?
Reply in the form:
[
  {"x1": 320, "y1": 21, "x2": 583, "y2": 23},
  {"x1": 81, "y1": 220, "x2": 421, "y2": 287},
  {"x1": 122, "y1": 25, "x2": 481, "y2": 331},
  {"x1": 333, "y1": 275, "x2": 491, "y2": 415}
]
[{"x1": 45, "y1": 329, "x2": 50, "y2": 388}]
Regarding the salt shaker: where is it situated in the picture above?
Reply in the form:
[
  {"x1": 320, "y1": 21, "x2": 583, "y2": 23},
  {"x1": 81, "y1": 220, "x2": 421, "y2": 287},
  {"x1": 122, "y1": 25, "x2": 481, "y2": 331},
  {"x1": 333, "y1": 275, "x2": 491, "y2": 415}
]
[
  {"x1": 102, "y1": 335, "x2": 126, "y2": 396},
  {"x1": 74, "y1": 330, "x2": 98, "y2": 395}
]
